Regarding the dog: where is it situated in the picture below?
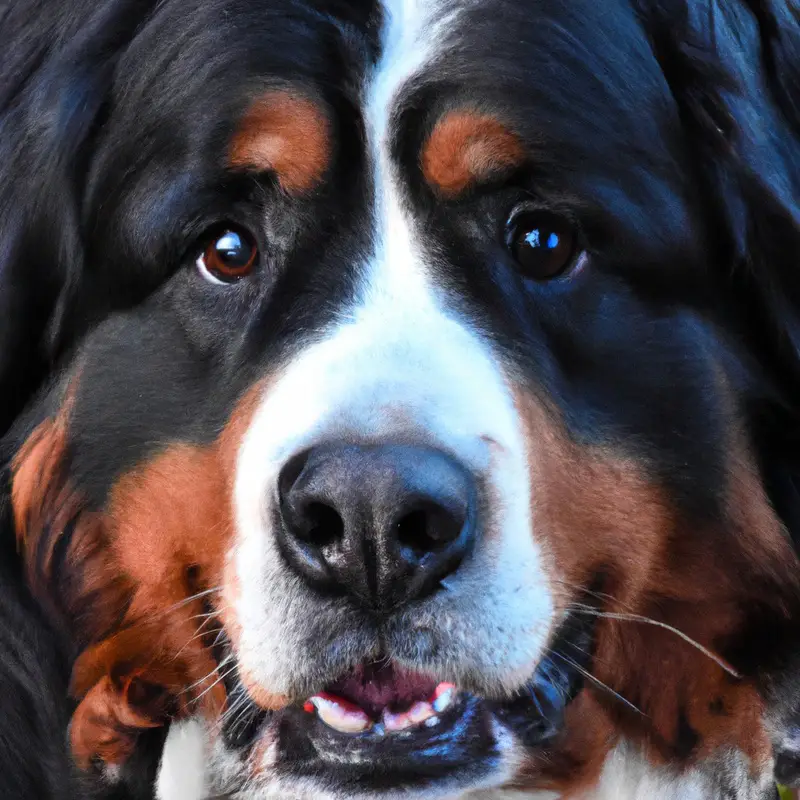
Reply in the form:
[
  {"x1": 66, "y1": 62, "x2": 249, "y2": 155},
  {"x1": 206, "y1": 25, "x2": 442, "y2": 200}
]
[{"x1": 2, "y1": 0, "x2": 800, "y2": 798}]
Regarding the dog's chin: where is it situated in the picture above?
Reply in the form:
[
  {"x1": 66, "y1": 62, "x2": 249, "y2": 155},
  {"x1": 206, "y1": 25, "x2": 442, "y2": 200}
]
[{"x1": 212, "y1": 615, "x2": 593, "y2": 796}]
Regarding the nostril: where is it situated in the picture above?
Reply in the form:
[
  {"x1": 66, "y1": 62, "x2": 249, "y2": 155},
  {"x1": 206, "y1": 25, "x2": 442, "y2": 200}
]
[
  {"x1": 278, "y1": 450, "x2": 311, "y2": 497},
  {"x1": 396, "y1": 504, "x2": 465, "y2": 556},
  {"x1": 299, "y1": 501, "x2": 344, "y2": 547},
  {"x1": 396, "y1": 509, "x2": 433, "y2": 555}
]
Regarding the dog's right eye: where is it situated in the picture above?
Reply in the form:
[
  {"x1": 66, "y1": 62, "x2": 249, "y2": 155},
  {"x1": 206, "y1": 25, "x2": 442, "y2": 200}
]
[{"x1": 196, "y1": 227, "x2": 259, "y2": 284}]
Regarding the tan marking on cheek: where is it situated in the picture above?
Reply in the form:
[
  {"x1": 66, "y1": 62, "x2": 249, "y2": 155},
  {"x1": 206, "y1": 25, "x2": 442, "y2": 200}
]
[
  {"x1": 510, "y1": 691, "x2": 617, "y2": 796},
  {"x1": 12, "y1": 392, "x2": 135, "y2": 647},
  {"x1": 105, "y1": 382, "x2": 266, "y2": 616},
  {"x1": 421, "y1": 110, "x2": 525, "y2": 197},
  {"x1": 512, "y1": 386, "x2": 788, "y2": 781},
  {"x1": 228, "y1": 90, "x2": 330, "y2": 193},
  {"x1": 65, "y1": 382, "x2": 269, "y2": 769},
  {"x1": 515, "y1": 390, "x2": 669, "y2": 606},
  {"x1": 108, "y1": 445, "x2": 231, "y2": 597}
]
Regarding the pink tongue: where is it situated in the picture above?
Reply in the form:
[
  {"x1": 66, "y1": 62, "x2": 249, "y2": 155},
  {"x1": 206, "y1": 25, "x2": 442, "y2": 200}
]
[{"x1": 320, "y1": 662, "x2": 439, "y2": 719}]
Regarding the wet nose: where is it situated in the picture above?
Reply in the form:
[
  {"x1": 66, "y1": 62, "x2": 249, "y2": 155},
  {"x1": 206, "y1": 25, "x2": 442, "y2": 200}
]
[{"x1": 276, "y1": 444, "x2": 477, "y2": 611}]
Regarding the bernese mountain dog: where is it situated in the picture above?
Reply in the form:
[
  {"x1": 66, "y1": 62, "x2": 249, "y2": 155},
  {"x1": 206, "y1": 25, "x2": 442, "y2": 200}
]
[{"x1": 2, "y1": 0, "x2": 800, "y2": 798}]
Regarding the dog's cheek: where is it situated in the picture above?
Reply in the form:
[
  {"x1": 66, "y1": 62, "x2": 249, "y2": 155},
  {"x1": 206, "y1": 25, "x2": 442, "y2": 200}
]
[
  {"x1": 513, "y1": 388, "x2": 671, "y2": 606},
  {"x1": 11, "y1": 408, "x2": 135, "y2": 647},
  {"x1": 65, "y1": 383, "x2": 270, "y2": 769}
]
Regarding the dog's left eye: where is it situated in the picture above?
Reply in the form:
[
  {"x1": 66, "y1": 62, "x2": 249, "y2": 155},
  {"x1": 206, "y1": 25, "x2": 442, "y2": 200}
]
[
  {"x1": 196, "y1": 227, "x2": 259, "y2": 284},
  {"x1": 506, "y1": 210, "x2": 577, "y2": 280}
]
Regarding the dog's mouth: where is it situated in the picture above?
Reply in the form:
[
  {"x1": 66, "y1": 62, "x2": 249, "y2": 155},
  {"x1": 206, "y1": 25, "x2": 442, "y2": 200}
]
[
  {"x1": 303, "y1": 662, "x2": 455, "y2": 734},
  {"x1": 217, "y1": 614, "x2": 594, "y2": 794}
]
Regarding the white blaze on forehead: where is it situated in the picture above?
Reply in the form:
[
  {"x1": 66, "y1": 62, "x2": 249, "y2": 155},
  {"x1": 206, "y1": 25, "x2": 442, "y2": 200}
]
[
  {"x1": 229, "y1": 0, "x2": 554, "y2": 706},
  {"x1": 361, "y1": 0, "x2": 460, "y2": 313},
  {"x1": 368, "y1": 0, "x2": 461, "y2": 141}
]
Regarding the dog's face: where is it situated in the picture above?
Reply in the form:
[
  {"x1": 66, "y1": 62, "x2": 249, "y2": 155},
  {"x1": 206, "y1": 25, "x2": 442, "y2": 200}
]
[{"x1": 5, "y1": 0, "x2": 800, "y2": 798}]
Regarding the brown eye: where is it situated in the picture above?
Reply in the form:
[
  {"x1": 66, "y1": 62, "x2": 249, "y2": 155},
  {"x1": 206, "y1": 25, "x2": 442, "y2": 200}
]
[
  {"x1": 197, "y1": 228, "x2": 258, "y2": 284},
  {"x1": 507, "y1": 211, "x2": 577, "y2": 280}
]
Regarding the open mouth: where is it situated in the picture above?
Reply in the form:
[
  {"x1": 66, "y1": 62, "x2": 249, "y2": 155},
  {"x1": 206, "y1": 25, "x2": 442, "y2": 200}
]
[
  {"x1": 218, "y1": 613, "x2": 594, "y2": 794},
  {"x1": 222, "y1": 661, "x2": 504, "y2": 790},
  {"x1": 303, "y1": 662, "x2": 457, "y2": 735}
]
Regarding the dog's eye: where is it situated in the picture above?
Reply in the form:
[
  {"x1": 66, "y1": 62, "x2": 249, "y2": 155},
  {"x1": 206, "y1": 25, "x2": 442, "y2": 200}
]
[
  {"x1": 507, "y1": 211, "x2": 577, "y2": 280},
  {"x1": 197, "y1": 227, "x2": 259, "y2": 284}
]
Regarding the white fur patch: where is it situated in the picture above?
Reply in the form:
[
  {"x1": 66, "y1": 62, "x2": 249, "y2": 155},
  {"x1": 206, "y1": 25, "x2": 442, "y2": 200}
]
[
  {"x1": 205, "y1": 0, "x2": 555, "y2": 797},
  {"x1": 576, "y1": 742, "x2": 774, "y2": 800},
  {"x1": 584, "y1": 744, "x2": 711, "y2": 800},
  {"x1": 156, "y1": 720, "x2": 208, "y2": 800},
  {"x1": 231, "y1": 0, "x2": 554, "y2": 702}
]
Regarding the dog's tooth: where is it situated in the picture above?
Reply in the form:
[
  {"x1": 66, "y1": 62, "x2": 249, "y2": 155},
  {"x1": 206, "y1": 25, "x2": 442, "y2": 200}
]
[
  {"x1": 308, "y1": 695, "x2": 371, "y2": 734},
  {"x1": 432, "y1": 683, "x2": 456, "y2": 713},
  {"x1": 383, "y1": 708, "x2": 414, "y2": 732},
  {"x1": 383, "y1": 701, "x2": 436, "y2": 732},
  {"x1": 408, "y1": 701, "x2": 436, "y2": 724}
]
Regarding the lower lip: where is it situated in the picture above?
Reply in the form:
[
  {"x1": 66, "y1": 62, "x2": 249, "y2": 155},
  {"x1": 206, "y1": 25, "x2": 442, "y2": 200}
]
[
  {"x1": 241, "y1": 692, "x2": 507, "y2": 792},
  {"x1": 220, "y1": 612, "x2": 593, "y2": 791}
]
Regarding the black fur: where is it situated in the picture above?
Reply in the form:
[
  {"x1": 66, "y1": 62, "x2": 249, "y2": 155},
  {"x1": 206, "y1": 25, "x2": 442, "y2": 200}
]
[
  {"x1": 0, "y1": 470, "x2": 164, "y2": 798},
  {"x1": 1, "y1": 0, "x2": 800, "y2": 797}
]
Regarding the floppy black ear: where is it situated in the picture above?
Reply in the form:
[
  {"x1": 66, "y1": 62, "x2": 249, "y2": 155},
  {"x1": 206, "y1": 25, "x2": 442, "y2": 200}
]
[
  {"x1": 0, "y1": 1, "x2": 157, "y2": 435},
  {"x1": 641, "y1": 0, "x2": 800, "y2": 530},
  {"x1": 637, "y1": 0, "x2": 800, "y2": 783},
  {"x1": 638, "y1": 0, "x2": 800, "y2": 391}
]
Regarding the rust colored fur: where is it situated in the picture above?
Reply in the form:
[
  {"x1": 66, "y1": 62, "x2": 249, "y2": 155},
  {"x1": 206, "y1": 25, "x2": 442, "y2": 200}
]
[
  {"x1": 509, "y1": 390, "x2": 794, "y2": 791},
  {"x1": 228, "y1": 90, "x2": 331, "y2": 194},
  {"x1": 10, "y1": 384, "x2": 268, "y2": 770},
  {"x1": 421, "y1": 109, "x2": 525, "y2": 197}
]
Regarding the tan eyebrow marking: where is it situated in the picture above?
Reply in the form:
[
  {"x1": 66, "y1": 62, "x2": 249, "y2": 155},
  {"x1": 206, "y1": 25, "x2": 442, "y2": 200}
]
[
  {"x1": 421, "y1": 109, "x2": 525, "y2": 197},
  {"x1": 228, "y1": 90, "x2": 331, "y2": 194}
]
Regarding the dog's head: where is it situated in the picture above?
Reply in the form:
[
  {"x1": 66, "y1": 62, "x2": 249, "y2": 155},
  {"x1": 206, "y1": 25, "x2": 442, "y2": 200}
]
[{"x1": 3, "y1": 0, "x2": 800, "y2": 798}]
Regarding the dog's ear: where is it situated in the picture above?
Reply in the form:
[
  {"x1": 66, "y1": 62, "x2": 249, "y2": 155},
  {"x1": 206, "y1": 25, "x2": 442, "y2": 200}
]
[
  {"x1": 637, "y1": 0, "x2": 800, "y2": 784},
  {"x1": 637, "y1": 0, "x2": 800, "y2": 393},
  {"x1": 0, "y1": 2, "x2": 155, "y2": 434}
]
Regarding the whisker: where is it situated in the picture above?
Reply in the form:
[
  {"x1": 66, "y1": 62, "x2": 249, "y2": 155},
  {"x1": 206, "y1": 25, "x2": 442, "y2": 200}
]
[
  {"x1": 552, "y1": 651, "x2": 644, "y2": 717},
  {"x1": 185, "y1": 627, "x2": 223, "y2": 649},
  {"x1": 222, "y1": 693, "x2": 249, "y2": 722},
  {"x1": 561, "y1": 635, "x2": 614, "y2": 672},
  {"x1": 538, "y1": 659, "x2": 575, "y2": 706},
  {"x1": 172, "y1": 614, "x2": 224, "y2": 661},
  {"x1": 185, "y1": 655, "x2": 233, "y2": 694},
  {"x1": 212, "y1": 628, "x2": 229, "y2": 648},
  {"x1": 158, "y1": 587, "x2": 223, "y2": 618},
  {"x1": 551, "y1": 580, "x2": 634, "y2": 613},
  {"x1": 188, "y1": 611, "x2": 218, "y2": 622},
  {"x1": 528, "y1": 684, "x2": 545, "y2": 717},
  {"x1": 217, "y1": 696, "x2": 245, "y2": 730},
  {"x1": 223, "y1": 696, "x2": 258, "y2": 734},
  {"x1": 569, "y1": 606, "x2": 742, "y2": 679},
  {"x1": 192, "y1": 665, "x2": 238, "y2": 706}
]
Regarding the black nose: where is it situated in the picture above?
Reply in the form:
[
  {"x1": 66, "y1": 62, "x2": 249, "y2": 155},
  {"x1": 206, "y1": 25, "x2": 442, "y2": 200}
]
[{"x1": 277, "y1": 444, "x2": 477, "y2": 611}]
